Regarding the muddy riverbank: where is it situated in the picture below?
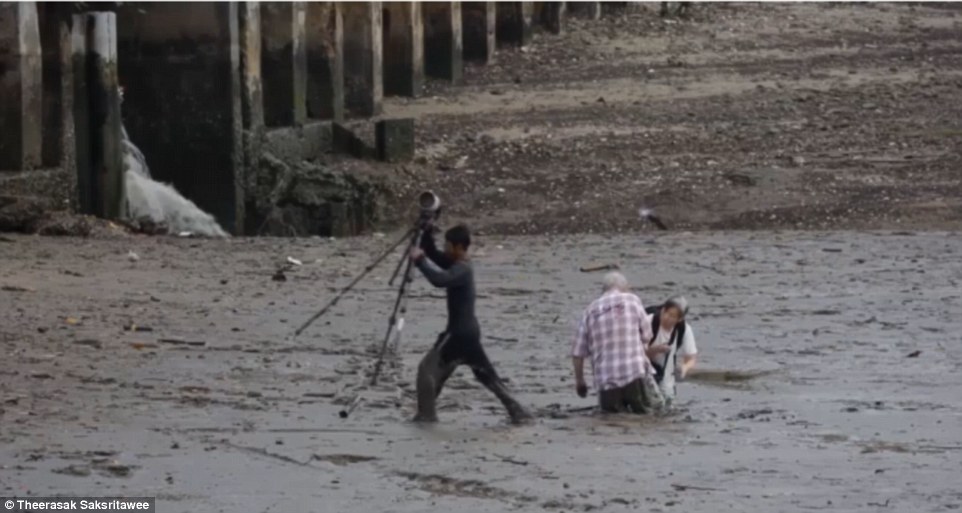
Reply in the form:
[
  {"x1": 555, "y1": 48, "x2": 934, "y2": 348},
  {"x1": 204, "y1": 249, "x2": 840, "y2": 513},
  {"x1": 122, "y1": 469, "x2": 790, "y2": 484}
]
[
  {"x1": 377, "y1": 2, "x2": 962, "y2": 235},
  {"x1": 2, "y1": 231, "x2": 960, "y2": 511}
]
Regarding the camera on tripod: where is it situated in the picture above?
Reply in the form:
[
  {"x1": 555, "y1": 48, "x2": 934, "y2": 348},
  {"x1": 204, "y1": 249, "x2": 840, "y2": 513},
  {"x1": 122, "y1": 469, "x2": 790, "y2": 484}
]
[{"x1": 417, "y1": 190, "x2": 441, "y2": 228}]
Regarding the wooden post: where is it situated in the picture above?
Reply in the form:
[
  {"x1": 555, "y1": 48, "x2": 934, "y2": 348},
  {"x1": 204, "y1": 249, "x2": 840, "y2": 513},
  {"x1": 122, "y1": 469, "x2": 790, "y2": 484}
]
[
  {"x1": 306, "y1": 2, "x2": 345, "y2": 120},
  {"x1": 343, "y1": 2, "x2": 382, "y2": 117},
  {"x1": 241, "y1": 2, "x2": 264, "y2": 131},
  {"x1": 85, "y1": 12, "x2": 123, "y2": 219},
  {"x1": 423, "y1": 2, "x2": 463, "y2": 84},
  {"x1": 496, "y1": 2, "x2": 532, "y2": 47},
  {"x1": 71, "y1": 14, "x2": 91, "y2": 213},
  {"x1": 462, "y1": 2, "x2": 496, "y2": 64},
  {"x1": 262, "y1": 2, "x2": 307, "y2": 126},
  {"x1": 541, "y1": 2, "x2": 565, "y2": 35},
  {"x1": 383, "y1": 2, "x2": 424, "y2": 97},
  {"x1": 0, "y1": 2, "x2": 42, "y2": 171}
]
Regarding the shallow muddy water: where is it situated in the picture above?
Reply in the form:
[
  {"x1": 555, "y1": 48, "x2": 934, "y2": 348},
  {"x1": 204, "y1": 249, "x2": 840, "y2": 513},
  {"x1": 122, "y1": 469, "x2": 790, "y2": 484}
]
[{"x1": 1, "y1": 231, "x2": 960, "y2": 512}]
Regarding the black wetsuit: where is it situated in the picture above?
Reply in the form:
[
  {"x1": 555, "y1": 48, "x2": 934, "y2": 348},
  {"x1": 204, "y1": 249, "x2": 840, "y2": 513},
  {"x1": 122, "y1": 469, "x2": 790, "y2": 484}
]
[{"x1": 412, "y1": 229, "x2": 529, "y2": 423}]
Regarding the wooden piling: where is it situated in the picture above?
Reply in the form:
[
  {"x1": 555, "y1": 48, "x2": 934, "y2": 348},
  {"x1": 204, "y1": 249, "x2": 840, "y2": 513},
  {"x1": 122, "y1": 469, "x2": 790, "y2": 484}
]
[{"x1": 72, "y1": 12, "x2": 123, "y2": 219}]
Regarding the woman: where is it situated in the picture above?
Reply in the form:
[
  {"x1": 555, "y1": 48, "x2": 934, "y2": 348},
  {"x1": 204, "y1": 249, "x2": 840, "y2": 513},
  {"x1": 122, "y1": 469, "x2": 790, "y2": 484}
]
[{"x1": 645, "y1": 296, "x2": 699, "y2": 407}]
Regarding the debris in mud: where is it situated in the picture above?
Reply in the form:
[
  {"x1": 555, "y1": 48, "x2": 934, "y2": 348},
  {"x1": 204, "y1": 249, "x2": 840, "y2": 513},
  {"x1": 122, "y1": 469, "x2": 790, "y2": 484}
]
[
  {"x1": 732, "y1": 408, "x2": 775, "y2": 420},
  {"x1": 906, "y1": 350, "x2": 922, "y2": 358},
  {"x1": 159, "y1": 338, "x2": 206, "y2": 347},
  {"x1": 1, "y1": 284, "x2": 34, "y2": 292},
  {"x1": 123, "y1": 323, "x2": 153, "y2": 332},
  {"x1": 579, "y1": 263, "x2": 620, "y2": 273},
  {"x1": 74, "y1": 338, "x2": 103, "y2": 349},
  {"x1": 312, "y1": 453, "x2": 379, "y2": 466},
  {"x1": 672, "y1": 483, "x2": 722, "y2": 492},
  {"x1": 53, "y1": 464, "x2": 91, "y2": 477}
]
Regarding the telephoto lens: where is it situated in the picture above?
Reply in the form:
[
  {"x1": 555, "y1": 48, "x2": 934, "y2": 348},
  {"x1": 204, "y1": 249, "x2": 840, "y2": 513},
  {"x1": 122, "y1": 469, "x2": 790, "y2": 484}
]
[{"x1": 418, "y1": 191, "x2": 441, "y2": 213}]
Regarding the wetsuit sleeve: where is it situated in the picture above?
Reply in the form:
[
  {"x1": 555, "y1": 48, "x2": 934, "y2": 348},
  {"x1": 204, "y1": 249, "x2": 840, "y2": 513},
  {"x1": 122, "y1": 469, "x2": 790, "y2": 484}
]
[
  {"x1": 415, "y1": 258, "x2": 469, "y2": 288},
  {"x1": 572, "y1": 311, "x2": 591, "y2": 358},
  {"x1": 419, "y1": 229, "x2": 453, "y2": 269}
]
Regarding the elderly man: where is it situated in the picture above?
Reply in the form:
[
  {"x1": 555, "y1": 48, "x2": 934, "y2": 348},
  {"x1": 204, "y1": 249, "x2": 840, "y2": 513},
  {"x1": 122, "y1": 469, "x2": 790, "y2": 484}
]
[{"x1": 571, "y1": 272, "x2": 664, "y2": 414}]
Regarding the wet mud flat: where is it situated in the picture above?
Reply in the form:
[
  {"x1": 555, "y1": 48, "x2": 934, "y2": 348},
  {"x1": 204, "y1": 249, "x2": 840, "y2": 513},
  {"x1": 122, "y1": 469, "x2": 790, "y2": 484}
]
[{"x1": 1, "y1": 231, "x2": 961, "y2": 512}]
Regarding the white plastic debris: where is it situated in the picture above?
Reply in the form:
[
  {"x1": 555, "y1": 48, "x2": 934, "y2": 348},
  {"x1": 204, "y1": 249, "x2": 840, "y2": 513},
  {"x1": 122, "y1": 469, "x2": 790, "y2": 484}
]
[
  {"x1": 127, "y1": 251, "x2": 140, "y2": 262},
  {"x1": 286, "y1": 257, "x2": 303, "y2": 266}
]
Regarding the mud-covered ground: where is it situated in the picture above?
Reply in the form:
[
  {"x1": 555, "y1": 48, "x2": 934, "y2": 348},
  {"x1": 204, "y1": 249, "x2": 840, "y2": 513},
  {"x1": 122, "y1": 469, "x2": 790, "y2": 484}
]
[
  {"x1": 377, "y1": 2, "x2": 962, "y2": 234},
  {"x1": 2, "y1": 230, "x2": 961, "y2": 511}
]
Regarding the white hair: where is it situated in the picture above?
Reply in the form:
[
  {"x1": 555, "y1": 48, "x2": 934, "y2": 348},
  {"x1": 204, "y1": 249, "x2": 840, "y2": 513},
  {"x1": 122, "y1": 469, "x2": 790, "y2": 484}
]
[{"x1": 602, "y1": 271, "x2": 628, "y2": 292}]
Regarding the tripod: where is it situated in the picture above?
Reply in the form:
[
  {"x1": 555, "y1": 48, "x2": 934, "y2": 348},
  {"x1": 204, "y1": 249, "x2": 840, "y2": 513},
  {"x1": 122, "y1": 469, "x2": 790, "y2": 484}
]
[
  {"x1": 370, "y1": 224, "x2": 426, "y2": 385},
  {"x1": 290, "y1": 212, "x2": 436, "y2": 386}
]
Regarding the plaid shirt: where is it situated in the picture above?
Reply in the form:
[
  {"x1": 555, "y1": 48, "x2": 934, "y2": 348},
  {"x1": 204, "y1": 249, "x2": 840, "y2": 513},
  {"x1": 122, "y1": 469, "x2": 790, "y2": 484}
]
[{"x1": 572, "y1": 291, "x2": 654, "y2": 391}]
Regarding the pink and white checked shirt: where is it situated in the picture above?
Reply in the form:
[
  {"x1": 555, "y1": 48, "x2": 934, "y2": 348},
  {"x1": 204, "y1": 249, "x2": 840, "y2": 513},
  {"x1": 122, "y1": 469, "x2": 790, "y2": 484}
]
[{"x1": 572, "y1": 291, "x2": 654, "y2": 391}]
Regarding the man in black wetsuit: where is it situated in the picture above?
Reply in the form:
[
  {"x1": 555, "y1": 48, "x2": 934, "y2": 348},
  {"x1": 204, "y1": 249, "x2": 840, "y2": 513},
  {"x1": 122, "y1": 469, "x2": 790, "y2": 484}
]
[{"x1": 408, "y1": 223, "x2": 532, "y2": 424}]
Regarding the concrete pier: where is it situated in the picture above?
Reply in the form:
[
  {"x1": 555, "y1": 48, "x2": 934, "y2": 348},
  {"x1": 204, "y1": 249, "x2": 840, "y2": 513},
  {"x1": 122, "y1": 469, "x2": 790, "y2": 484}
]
[
  {"x1": 1, "y1": 0, "x2": 631, "y2": 235},
  {"x1": 496, "y1": 2, "x2": 533, "y2": 47},
  {"x1": 306, "y1": 2, "x2": 344, "y2": 120},
  {"x1": 0, "y1": 2, "x2": 43, "y2": 171},
  {"x1": 423, "y1": 2, "x2": 463, "y2": 84},
  {"x1": 116, "y1": 3, "x2": 244, "y2": 233},
  {"x1": 462, "y1": 2, "x2": 496, "y2": 64},
  {"x1": 343, "y1": 2, "x2": 383, "y2": 117},
  {"x1": 383, "y1": 2, "x2": 423, "y2": 97},
  {"x1": 261, "y1": 2, "x2": 307, "y2": 127}
]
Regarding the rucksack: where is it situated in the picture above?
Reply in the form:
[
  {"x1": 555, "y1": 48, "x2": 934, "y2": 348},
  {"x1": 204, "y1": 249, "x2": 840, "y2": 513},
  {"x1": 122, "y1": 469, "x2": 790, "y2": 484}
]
[{"x1": 645, "y1": 304, "x2": 686, "y2": 383}]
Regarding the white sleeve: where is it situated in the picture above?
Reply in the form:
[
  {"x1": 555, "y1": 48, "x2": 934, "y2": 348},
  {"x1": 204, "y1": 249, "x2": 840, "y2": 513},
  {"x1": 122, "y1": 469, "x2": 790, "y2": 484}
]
[{"x1": 680, "y1": 323, "x2": 698, "y2": 356}]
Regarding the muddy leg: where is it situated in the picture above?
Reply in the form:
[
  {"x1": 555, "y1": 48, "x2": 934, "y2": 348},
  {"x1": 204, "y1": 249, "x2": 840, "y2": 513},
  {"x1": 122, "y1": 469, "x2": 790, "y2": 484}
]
[
  {"x1": 435, "y1": 360, "x2": 460, "y2": 397},
  {"x1": 468, "y1": 355, "x2": 532, "y2": 424},
  {"x1": 414, "y1": 334, "x2": 451, "y2": 423},
  {"x1": 599, "y1": 386, "x2": 626, "y2": 413},
  {"x1": 623, "y1": 379, "x2": 649, "y2": 414},
  {"x1": 640, "y1": 375, "x2": 666, "y2": 414}
]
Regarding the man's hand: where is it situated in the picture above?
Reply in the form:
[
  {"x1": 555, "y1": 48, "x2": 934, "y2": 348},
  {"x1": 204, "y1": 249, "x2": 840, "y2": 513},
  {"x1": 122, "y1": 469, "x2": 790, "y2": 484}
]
[
  {"x1": 576, "y1": 381, "x2": 588, "y2": 398},
  {"x1": 409, "y1": 248, "x2": 424, "y2": 262}
]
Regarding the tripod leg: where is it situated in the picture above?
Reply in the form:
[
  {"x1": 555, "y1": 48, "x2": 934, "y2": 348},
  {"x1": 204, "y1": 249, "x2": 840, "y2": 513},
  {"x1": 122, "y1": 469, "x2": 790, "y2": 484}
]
[
  {"x1": 292, "y1": 227, "x2": 415, "y2": 338},
  {"x1": 371, "y1": 230, "x2": 424, "y2": 385}
]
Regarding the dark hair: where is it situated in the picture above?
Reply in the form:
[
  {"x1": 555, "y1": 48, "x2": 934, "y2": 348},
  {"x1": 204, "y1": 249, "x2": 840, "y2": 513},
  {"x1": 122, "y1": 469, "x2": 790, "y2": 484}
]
[{"x1": 445, "y1": 224, "x2": 471, "y2": 249}]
